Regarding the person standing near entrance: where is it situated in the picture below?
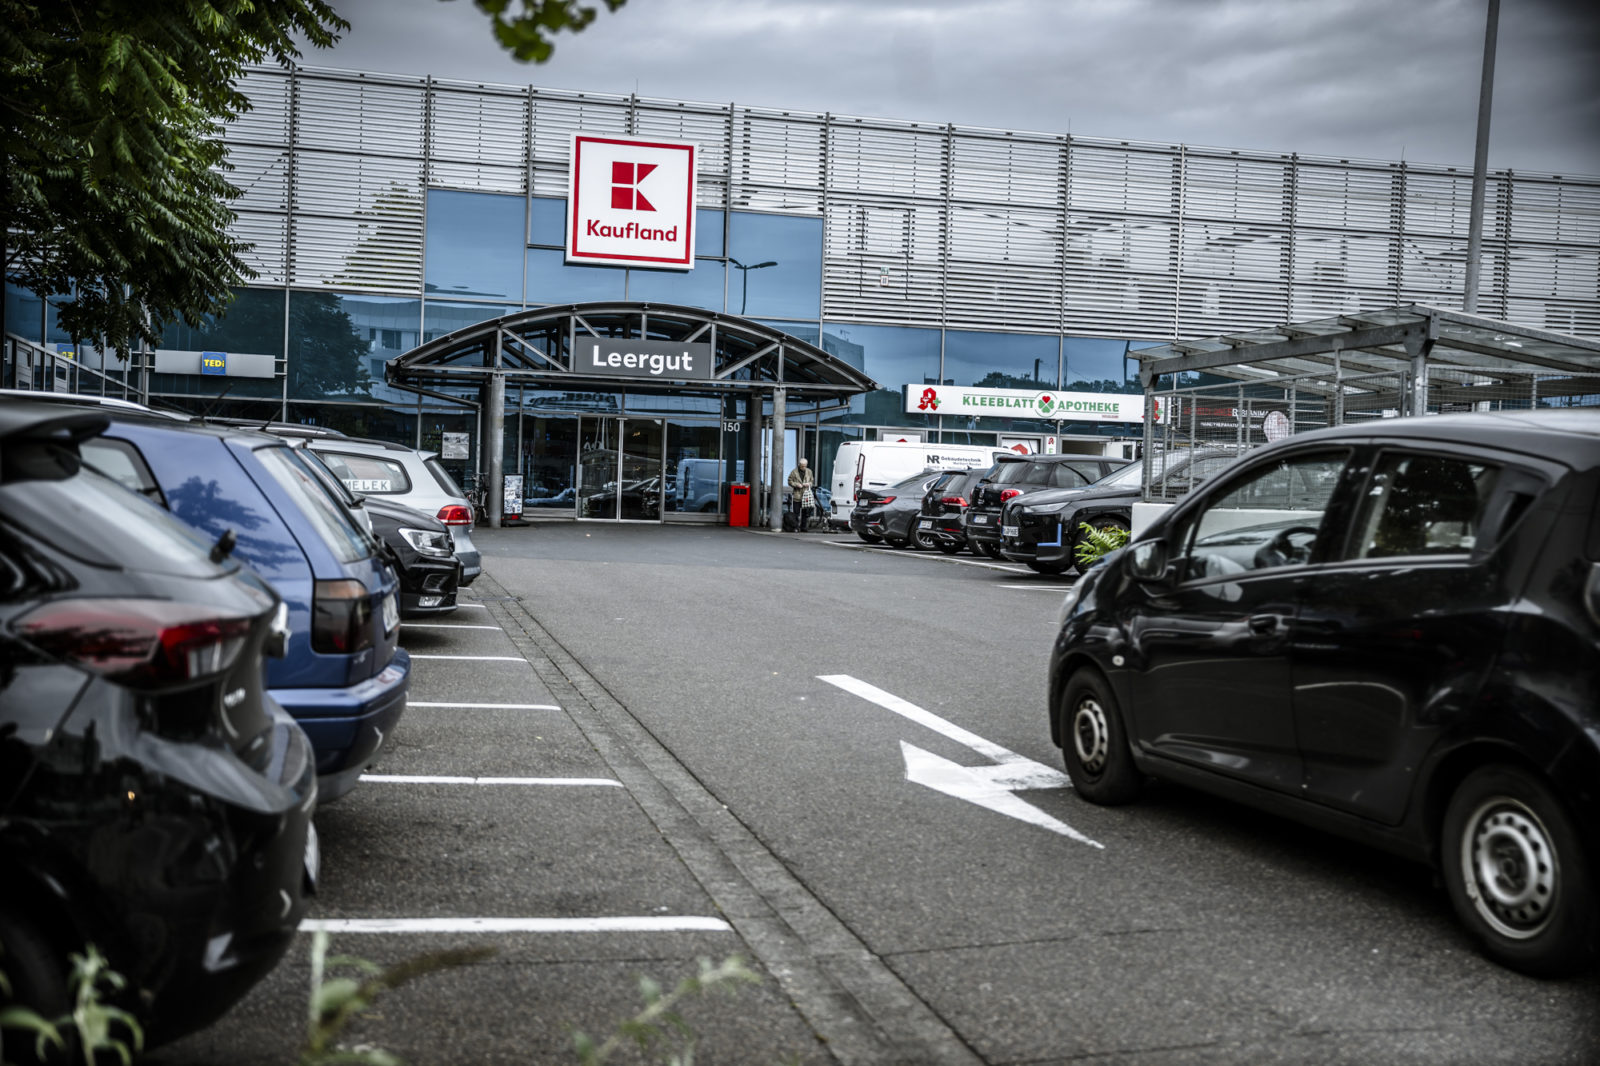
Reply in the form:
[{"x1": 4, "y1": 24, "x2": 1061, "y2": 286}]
[{"x1": 787, "y1": 458, "x2": 816, "y2": 530}]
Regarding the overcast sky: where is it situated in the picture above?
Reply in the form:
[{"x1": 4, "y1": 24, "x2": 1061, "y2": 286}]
[{"x1": 304, "y1": 0, "x2": 1600, "y2": 177}]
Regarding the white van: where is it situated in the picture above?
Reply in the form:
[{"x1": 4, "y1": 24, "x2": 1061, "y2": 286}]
[{"x1": 829, "y1": 441, "x2": 1011, "y2": 527}]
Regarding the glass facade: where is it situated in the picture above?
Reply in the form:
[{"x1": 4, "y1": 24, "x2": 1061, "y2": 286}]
[
  {"x1": 727, "y1": 214, "x2": 822, "y2": 321},
  {"x1": 425, "y1": 190, "x2": 524, "y2": 301}
]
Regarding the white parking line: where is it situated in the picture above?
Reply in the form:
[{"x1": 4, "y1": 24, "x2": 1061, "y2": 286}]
[
  {"x1": 359, "y1": 774, "x2": 621, "y2": 787},
  {"x1": 817, "y1": 540, "x2": 1027, "y2": 571},
  {"x1": 450, "y1": 603, "x2": 490, "y2": 609},
  {"x1": 998, "y1": 584, "x2": 1075, "y2": 591},
  {"x1": 407, "y1": 654, "x2": 528, "y2": 662},
  {"x1": 410, "y1": 701, "x2": 561, "y2": 710},
  {"x1": 301, "y1": 917, "x2": 732, "y2": 934}
]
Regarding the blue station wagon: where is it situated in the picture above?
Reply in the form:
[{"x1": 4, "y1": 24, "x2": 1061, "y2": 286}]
[{"x1": 81, "y1": 416, "x2": 410, "y2": 800}]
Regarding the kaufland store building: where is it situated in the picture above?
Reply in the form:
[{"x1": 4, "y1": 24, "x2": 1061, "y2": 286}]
[{"x1": 9, "y1": 63, "x2": 1597, "y2": 523}]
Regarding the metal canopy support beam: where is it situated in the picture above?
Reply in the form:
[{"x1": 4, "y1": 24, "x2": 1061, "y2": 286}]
[
  {"x1": 1140, "y1": 322, "x2": 1428, "y2": 387},
  {"x1": 769, "y1": 387, "x2": 787, "y2": 531},
  {"x1": 485, "y1": 329, "x2": 506, "y2": 529},
  {"x1": 716, "y1": 340, "x2": 780, "y2": 381}
]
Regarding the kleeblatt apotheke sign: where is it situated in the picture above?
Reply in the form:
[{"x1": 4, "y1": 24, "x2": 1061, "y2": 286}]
[
  {"x1": 580, "y1": 339, "x2": 715, "y2": 382},
  {"x1": 567, "y1": 133, "x2": 697, "y2": 270},
  {"x1": 905, "y1": 384, "x2": 1159, "y2": 423}
]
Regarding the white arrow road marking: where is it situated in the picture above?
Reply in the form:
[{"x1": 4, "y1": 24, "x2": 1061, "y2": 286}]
[
  {"x1": 900, "y1": 742, "x2": 1101, "y2": 847},
  {"x1": 819, "y1": 674, "x2": 1101, "y2": 847}
]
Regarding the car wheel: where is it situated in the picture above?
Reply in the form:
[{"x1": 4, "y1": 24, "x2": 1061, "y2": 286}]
[
  {"x1": 937, "y1": 540, "x2": 964, "y2": 555},
  {"x1": 912, "y1": 531, "x2": 938, "y2": 550},
  {"x1": 1441, "y1": 765, "x2": 1598, "y2": 976},
  {"x1": 1072, "y1": 515, "x2": 1132, "y2": 575},
  {"x1": 1027, "y1": 560, "x2": 1069, "y2": 574},
  {"x1": 857, "y1": 531, "x2": 883, "y2": 544},
  {"x1": 0, "y1": 906, "x2": 74, "y2": 1063},
  {"x1": 1059, "y1": 670, "x2": 1141, "y2": 805},
  {"x1": 978, "y1": 541, "x2": 1004, "y2": 559}
]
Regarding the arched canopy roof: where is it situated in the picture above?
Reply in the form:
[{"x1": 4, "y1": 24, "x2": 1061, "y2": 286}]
[{"x1": 386, "y1": 302, "x2": 878, "y2": 403}]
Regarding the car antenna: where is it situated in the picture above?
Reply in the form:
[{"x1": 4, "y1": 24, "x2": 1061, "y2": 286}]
[
  {"x1": 197, "y1": 383, "x2": 234, "y2": 420},
  {"x1": 209, "y1": 527, "x2": 238, "y2": 564}
]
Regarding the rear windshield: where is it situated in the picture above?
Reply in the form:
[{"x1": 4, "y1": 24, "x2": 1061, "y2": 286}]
[
  {"x1": 254, "y1": 446, "x2": 370, "y2": 565},
  {"x1": 315, "y1": 450, "x2": 411, "y2": 495},
  {"x1": 425, "y1": 456, "x2": 465, "y2": 498},
  {"x1": 0, "y1": 465, "x2": 226, "y2": 578},
  {"x1": 990, "y1": 460, "x2": 1034, "y2": 485}
]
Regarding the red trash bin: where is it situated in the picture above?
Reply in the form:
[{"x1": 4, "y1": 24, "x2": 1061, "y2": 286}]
[{"x1": 728, "y1": 483, "x2": 751, "y2": 527}]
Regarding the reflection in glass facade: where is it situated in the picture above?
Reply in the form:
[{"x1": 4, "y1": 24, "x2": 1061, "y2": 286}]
[
  {"x1": 822, "y1": 323, "x2": 938, "y2": 430},
  {"x1": 626, "y1": 260, "x2": 725, "y2": 310},
  {"x1": 944, "y1": 331, "x2": 1059, "y2": 389},
  {"x1": 426, "y1": 190, "x2": 524, "y2": 301},
  {"x1": 728, "y1": 214, "x2": 822, "y2": 320},
  {"x1": 526, "y1": 248, "x2": 625, "y2": 305}
]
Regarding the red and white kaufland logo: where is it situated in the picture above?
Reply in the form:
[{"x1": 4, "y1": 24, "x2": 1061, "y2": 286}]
[{"x1": 567, "y1": 134, "x2": 697, "y2": 270}]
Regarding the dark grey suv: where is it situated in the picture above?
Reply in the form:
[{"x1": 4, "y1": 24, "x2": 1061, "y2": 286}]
[{"x1": 1050, "y1": 410, "x2": 1600, "y2": 976}]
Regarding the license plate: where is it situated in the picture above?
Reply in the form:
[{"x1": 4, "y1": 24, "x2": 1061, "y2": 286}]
[
  {"x1": 918, "y1": 519, "x2": 933, "y2": 528},
  {"x1": 970, "y1": 514, "x2": 990, "y2": 524},
  {"x1": 381, "y1": 591, "x2": 399, "y2": 633},
  {"x1": 1002, "y1": 525, "x2": 1019, "y2": 537}
]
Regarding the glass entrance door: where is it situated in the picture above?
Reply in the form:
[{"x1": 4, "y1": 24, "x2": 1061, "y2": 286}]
[{"x1": 577, "y1": 417, "x2": 664, "y2": 521}]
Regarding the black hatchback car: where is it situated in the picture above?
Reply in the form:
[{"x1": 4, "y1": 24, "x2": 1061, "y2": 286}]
[
  {"x1": 914, "y1": 467, "x2": 994, "y2": 554},
  {"x1": 1049, "y1": 410, "x2": 1600, "y2": 975},
  {"x1": 965, "y1": 454, "x2": 1130, "y2": 559},
  {"x1": 0, "y1": 403, "x2": 316, "y2": 1049},
  {"x1": 850, "y1": 470, "x2": 950, "y2": 547}
]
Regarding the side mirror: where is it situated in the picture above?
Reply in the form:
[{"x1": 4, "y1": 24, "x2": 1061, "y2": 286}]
[{"x1": 1127, "y1": 538, "x2": 1171, "y2": 583}]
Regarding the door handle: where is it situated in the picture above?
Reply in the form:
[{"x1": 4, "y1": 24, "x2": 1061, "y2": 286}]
[{"x1": 1248, "y1": 614, "x2": 1279, "y2": 634}]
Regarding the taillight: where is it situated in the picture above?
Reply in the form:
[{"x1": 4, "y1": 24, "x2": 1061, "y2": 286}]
[
  {"x1": 16, "y1": 599, "x2": 252, "y2": 688},
  {"x1": 941, "y1": 496, "x2": 969, "y2": 507},
  {"x1": 312, "y1": 579, "x2": 374, "y2": 655},
  {"x1": 437, "y1": 504, "x2": 473, "y2": 527},
  {"x1": 1000, "y1": 488, "x2": 1023, "y2": 502},
  {"x1": 876, "y1": 496, "x2": 896, "y2": 505}
]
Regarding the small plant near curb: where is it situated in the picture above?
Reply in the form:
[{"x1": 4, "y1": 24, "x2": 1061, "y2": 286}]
[
  {"x1": 1, "y1": 945, "x2": 142, "y2": 1066},
  {"x1": 571, "y1": 955, "x2": 761, "y2": 1066},
  {"x1": 1073, "y1": 522, "x2": 1130, "y2": 568},
  {"x1": 300, "y1": 931, "x2": 496, "y2": 1066}
]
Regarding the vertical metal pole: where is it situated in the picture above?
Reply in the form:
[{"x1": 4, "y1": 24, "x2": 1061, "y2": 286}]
[
  {"x1": 485, "y1": 330, "x2": 505, "y2": 528},
  {"x1": 1463, "y1": 0, "x2": 1500, "y2": 313},
  {"x1": 1236, "y1": 384, "x2": 1245, "y2": 456},
  {"x1": 769, "y1": 386, "x2": 787, "y2": 530},
  {"x1": 744, "y1": 392, "x2": 762, "y2": 523},
  {"x1": 1333, "y1": 350, "x2": 1344, "y2": 426}
]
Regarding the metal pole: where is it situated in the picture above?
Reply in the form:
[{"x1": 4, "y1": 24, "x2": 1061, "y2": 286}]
[
  {"x1": 769, "y1": 386, "x2": 787, "y2": 530},
  {"x1": 485, "y1": 372, "x2": 505, "y2": 528},
  {"x1": 1463, "y1": 0, "x2": 1500, "y2": 313}
]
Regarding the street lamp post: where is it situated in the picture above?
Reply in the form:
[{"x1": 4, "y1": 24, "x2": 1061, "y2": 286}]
[{"x1": 729, "y1": 258, "x2": 776, "y2": 315}]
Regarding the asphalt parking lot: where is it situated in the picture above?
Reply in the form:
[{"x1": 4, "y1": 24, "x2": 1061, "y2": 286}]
[{"x1": 152, "y1": 579, "x2": 830, "y2": 1066}]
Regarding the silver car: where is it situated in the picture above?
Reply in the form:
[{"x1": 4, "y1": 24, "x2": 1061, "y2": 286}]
[{"x1": 306, "y1": 437, "x2": 481, "y2": 584}]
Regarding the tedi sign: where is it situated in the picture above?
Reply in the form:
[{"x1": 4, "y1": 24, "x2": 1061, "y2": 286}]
[
  {"x1": 567, "y1": 134, "x2": 697, "y2": 270},
  {"x1": 580, "y1": 339, "x2": 715, "y2": 382}
]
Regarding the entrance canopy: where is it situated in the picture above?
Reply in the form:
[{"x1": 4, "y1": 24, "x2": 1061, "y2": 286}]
[{"x1": 386, "y1": 302, "x2": 878, "y2": 403}]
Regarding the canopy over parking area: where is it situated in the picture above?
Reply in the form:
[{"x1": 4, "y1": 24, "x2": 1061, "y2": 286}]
[
  {"x1": 385, "y1": 302, "x2": 879, "y2": 527},
  {"x1": 1128, "y1": 304, "x2": 1600, "y2": 499}
]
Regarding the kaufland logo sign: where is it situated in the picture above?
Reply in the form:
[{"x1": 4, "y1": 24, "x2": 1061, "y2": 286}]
[{"x1": 567, "y1": 134, "x2": 696, "y2": 270}]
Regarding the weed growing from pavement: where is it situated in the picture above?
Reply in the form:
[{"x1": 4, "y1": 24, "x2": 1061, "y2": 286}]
[
  {"x1": 300, "y1": 931, "x2": 495, "y2": 1065},
  {"x1": 0, "y1": 944, "x2": 142, "y2": 1066},
  {"x1": 570, "y1": 955, "x2": 762, "y2": 1066}
]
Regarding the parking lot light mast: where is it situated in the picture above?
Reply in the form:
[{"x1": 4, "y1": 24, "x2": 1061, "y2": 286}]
[
  {"x1": 729, "y1": 258, "x2": 776, "y2": 315},
  {"x1": 1463, "y1": 0, "x2": 1500, "y2": 313}
]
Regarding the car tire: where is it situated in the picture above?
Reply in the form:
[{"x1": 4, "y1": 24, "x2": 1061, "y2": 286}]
[
  {"x1": 1072, "y1": 515, "x2": 1132, "y2": 575},
  {"x1": 913, "y1": 531, "x2": 938, "y2": 550},
  {"x1": 0, "y1": 905, "x2": 74, "y2": 1064},
  {"x1": 1027, "y1": 560, "x2": 1069, "y2": 574},
  {"x1": 978, "y1": 541, "x2": 1004, "y2": 559},
  {"x1": 857, "y1": 531, "x2": 883, "y2": 544},
  {"x1": 1441, "y1": 765, "x2": 1599, "y2": 977},
  {"x1": 1059, "y1": 670, "x2": 1142, "y2": 805}
]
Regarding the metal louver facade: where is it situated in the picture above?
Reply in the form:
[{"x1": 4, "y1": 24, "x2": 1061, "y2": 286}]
[{"x1": 224, "y1": 65, "x2": 1600, "y2": 340}]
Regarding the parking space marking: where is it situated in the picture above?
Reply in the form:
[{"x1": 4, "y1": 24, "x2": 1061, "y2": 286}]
[
  {"x1": 409, "y1": 701, "x2": 561, "y2": 710},
  {"x1": 449, "y1": 603, "x2": 490, "y2": 609},
  {"x1": 402, "y1": 623, "x2": 504, "y2": 630},
  {"x1": 998, "y1": 584, "x2": 1074, "y2": 591},
  {"x1": 359, "y1": 773, "x2": 622, "y2": 786},
  {"x1": 407, "y1": 654, "x2": 529, "y2": 662},
  {"x1": 301, "y1": 917, "x2": 732, "y2": 934}
]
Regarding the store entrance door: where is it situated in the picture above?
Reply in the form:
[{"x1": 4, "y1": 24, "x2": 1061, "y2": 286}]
[{"x1": 577, "y1": 417, "x2": 665, "y2": 520}]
